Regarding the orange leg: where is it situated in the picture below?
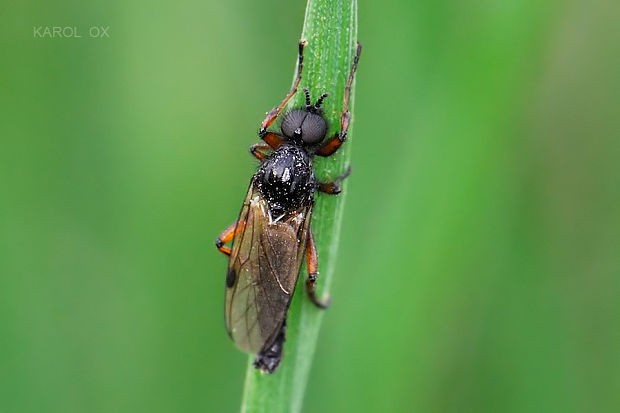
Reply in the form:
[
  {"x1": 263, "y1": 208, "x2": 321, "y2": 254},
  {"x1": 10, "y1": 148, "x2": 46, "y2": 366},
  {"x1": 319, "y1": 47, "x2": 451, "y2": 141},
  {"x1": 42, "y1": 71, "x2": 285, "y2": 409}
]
[
  {"x1": 317, "y1": 42, "x2": 362, "y2": 157},
  {"x1": 215, "y1": 221, "x2": 237, "y2": 256},
  {"x1": 250, "y1": 143, "x2": 272, "y2": 162},
  {"x1": 259, "y1": 40, "x2": 307, "y2": 137},
  {"x1": 261, "y1": 132, "x2": 285, "y2": 151},
  {"x1": 305, "y1": 229, "x2": 330, "y2": 309}
]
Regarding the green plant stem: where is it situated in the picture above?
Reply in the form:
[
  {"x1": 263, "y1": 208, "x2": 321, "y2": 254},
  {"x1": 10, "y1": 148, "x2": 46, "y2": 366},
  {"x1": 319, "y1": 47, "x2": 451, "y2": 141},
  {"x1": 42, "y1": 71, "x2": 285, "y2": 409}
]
[{"x1": 240, "y1": 1, "x2": 358, "y2": 412}]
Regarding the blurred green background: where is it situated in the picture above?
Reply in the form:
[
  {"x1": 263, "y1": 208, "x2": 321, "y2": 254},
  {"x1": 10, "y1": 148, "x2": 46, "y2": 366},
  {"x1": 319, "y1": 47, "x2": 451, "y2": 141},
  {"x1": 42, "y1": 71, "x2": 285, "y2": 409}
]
[{"x1": 1, "y1": 0, "x2": 619, "y2": 412}]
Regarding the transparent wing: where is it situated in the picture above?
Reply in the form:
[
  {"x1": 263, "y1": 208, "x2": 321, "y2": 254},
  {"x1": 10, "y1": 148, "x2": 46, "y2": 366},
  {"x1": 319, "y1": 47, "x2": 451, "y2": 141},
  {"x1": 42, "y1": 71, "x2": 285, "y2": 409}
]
[{"x1": 225, "y1": 181, "x2": 312, "y2": 354}]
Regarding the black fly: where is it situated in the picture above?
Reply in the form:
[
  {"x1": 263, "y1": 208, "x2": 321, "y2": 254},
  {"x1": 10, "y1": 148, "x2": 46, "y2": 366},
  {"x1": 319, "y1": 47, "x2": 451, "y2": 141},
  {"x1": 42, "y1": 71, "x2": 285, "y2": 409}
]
[{"x1": 216, "y1": 40, "x2": 361, "y2": 373}]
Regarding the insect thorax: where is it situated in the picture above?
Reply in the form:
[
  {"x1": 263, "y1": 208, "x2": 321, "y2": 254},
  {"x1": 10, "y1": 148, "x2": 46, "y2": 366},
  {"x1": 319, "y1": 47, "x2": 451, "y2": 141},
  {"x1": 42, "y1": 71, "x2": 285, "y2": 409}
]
[{"x1": 254, "y1": 144, "x2": 315, "y2": 215}]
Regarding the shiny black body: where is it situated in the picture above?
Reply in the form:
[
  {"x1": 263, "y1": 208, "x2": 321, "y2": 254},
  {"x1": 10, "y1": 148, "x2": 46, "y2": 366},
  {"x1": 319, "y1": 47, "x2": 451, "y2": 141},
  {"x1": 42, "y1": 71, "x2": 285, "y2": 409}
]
[{"x1": 254, "y1": 144, "x2": 316, "y2": 217}]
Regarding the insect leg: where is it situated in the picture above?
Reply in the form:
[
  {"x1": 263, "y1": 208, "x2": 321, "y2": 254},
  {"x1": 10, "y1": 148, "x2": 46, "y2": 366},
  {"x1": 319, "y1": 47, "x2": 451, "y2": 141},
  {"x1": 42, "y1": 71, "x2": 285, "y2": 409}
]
[
  {"x1": 261, "y1": 132, "x2": 285, "y2": 150},
  {"x1": 249, "y1": 143, "x2": 272, "y2": 162},
  {"x1": 317, "y1": 42, "x2": 362, "y2": 157},
  {"x1": 318, "y1": 165, "x2": 352, "y2": 195},
  {"x1": 215, "y1": 221, "x2": 237, "y2": 256},
  {"x1": 305, "y1": 230, "x2": 331, "y2": 309},
  {"x1": 259, "y1": 40, "x2": 307, "y2": 137},
  {"x1": 254, "y1": 316, "x2": 286, "y2": 374}
]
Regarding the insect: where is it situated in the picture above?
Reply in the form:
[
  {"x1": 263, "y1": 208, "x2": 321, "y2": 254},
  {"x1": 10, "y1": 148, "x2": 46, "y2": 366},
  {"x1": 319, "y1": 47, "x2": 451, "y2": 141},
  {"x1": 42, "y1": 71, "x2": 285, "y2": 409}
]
[{"x1": 215, "y1": 39, "x2": 361, "y2": 373}]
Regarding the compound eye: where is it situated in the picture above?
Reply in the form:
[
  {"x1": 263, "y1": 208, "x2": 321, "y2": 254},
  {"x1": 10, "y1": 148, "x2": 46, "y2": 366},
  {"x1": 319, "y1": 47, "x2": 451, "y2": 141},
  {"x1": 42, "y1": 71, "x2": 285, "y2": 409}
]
[
  {"x1": 301, "y1": 113, "x2": 327, "y2": 144},
  {"x1": 281, "y1": 110, "x2": 307, "y2": 138}
]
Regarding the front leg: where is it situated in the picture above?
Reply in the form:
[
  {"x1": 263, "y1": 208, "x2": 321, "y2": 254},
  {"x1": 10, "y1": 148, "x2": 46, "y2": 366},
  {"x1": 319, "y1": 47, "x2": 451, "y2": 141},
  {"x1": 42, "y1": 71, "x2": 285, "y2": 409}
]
[
  {"x1": 259, "y1": 40, "x2": 307, "y2": 138},
  {"x1": 249, "y1": 143, "x2": 272, "y2": 162},
  {"x1": 317, "y1": 43, "x2": 362, "y2": 157}
]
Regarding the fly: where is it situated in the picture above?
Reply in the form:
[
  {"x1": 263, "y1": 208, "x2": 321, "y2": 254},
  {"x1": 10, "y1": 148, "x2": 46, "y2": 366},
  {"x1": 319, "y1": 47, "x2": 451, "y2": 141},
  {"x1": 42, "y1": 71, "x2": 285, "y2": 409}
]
[{"x1": 215, "y1": 40, "x2": 361, "y2": 373}]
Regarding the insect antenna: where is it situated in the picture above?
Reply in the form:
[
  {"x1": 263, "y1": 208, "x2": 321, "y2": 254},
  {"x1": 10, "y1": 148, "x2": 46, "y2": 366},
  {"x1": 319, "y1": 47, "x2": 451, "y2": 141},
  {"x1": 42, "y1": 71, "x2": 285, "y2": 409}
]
[
  {"x1": 303, "y1": 88, "x2": 312, "y2": 108},
  {"x1": 314, "y1": 93, "x2": 328, "y2": 109}
]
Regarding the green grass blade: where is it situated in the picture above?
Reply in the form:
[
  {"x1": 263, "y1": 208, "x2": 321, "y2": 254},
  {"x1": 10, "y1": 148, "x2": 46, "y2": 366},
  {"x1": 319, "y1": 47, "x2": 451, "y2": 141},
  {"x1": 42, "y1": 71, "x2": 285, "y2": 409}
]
[{"x1": 240, "y1": 0, "x2": 359, "y2": 412}]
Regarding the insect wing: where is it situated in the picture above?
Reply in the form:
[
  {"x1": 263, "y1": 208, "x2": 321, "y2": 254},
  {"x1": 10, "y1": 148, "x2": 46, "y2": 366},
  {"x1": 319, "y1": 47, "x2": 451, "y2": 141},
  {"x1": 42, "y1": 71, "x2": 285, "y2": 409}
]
[{"x1": 225, "y1": 182, "x2": 311, "y2": 354}]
